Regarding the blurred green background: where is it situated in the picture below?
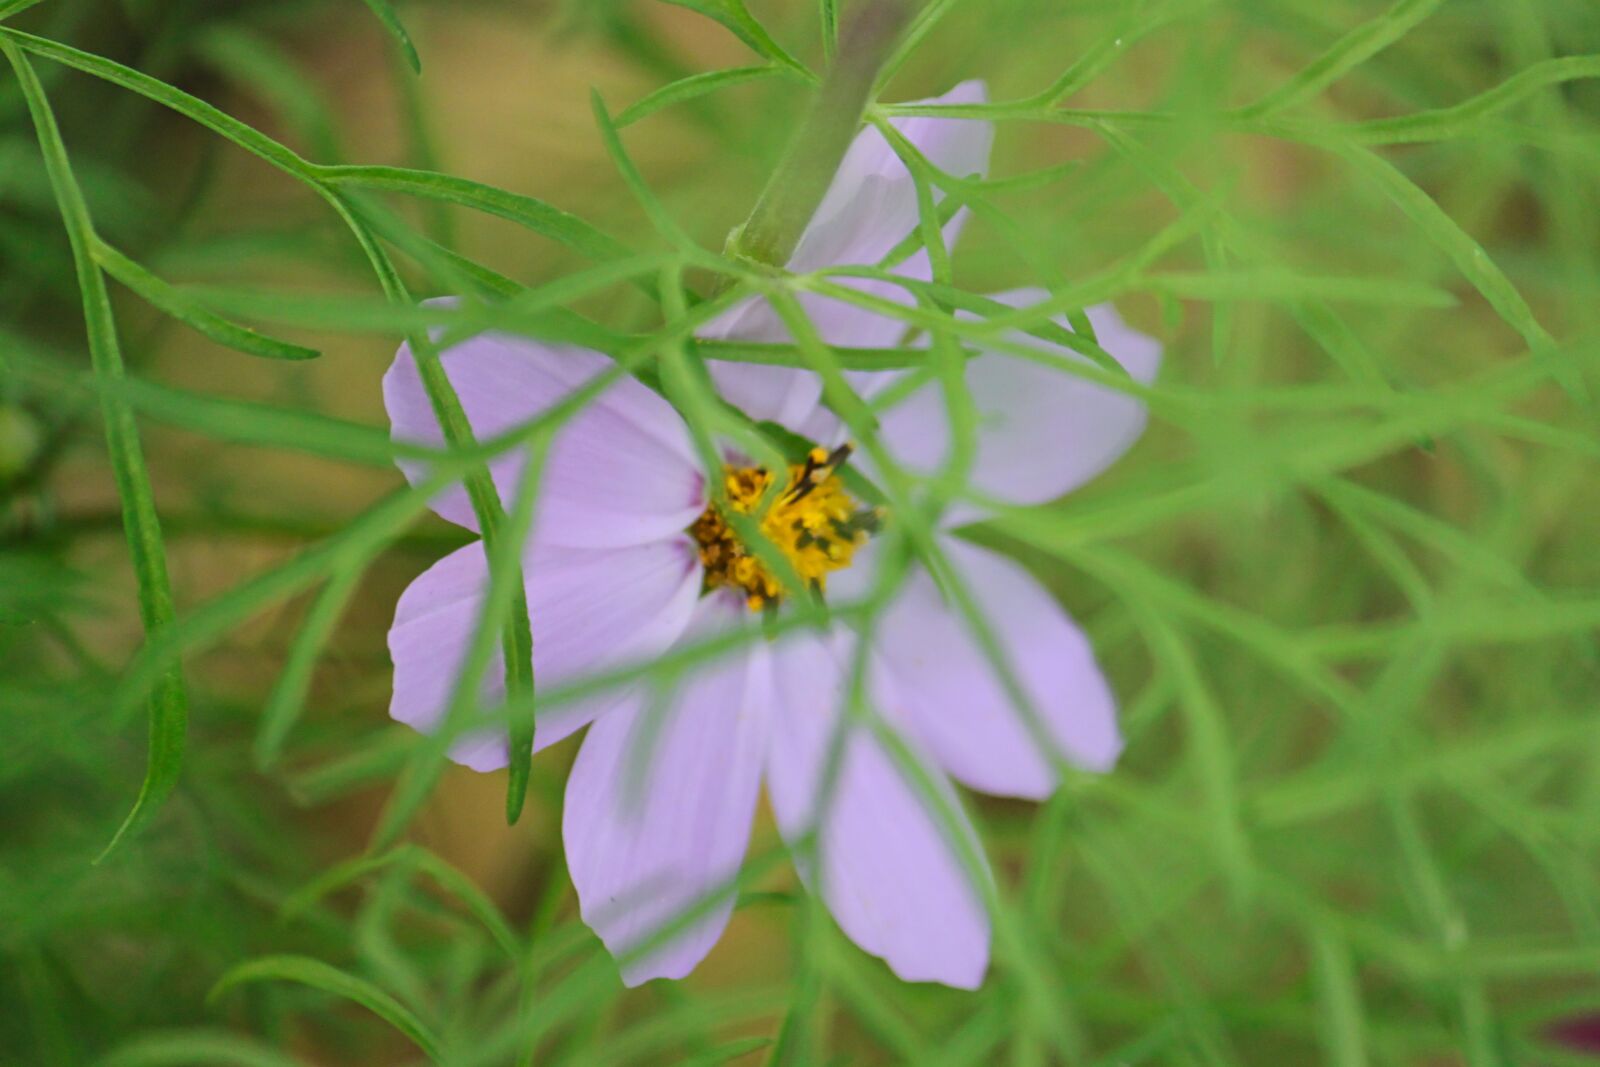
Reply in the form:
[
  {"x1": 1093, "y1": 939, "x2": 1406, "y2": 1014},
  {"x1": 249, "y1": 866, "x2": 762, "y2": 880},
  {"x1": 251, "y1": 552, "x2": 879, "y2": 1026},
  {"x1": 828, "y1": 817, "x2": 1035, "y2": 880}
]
[{"x1": 2, "y1": 0, "x2": 1599, "y2": 1064}]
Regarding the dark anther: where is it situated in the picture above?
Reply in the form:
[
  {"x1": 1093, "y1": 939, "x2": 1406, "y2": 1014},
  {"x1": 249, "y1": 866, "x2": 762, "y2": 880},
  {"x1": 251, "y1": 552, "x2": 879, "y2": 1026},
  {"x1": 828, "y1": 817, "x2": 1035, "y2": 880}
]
[
  {"x1": 787, "y1": 442, "x2": 855, "y2": 503},
  {"x1": 833, "y1": 507, "x2": 882, "y2": 541}
]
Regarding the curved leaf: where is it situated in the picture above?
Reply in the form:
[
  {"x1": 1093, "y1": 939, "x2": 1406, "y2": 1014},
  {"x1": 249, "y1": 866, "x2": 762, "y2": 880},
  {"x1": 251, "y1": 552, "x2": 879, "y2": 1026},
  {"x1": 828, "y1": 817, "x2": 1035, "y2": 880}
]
[
  {"x1": 209, "y1": 956, "x2": 443, "y2": 1062},
  {"x1": 617, "y1": 65, "x2": 785, "y2": 127},
  {"x1": 95, "y1": 241, "x2": 320, "y2": 361},
  {"x1": 358, "y1": 0, "x2": 421, "y2": 74},
  {"x1": 314, "y1": 165, "x2": 633, "y2": 265},
  {"x1": 661, "y1": 0, "x2": 813, "y2": 80}
]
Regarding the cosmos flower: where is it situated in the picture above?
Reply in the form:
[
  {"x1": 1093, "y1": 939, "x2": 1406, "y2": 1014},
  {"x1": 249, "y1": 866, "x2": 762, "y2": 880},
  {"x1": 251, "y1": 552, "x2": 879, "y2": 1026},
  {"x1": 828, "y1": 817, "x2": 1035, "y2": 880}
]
[{"x1": 383, "y1": 82, "x2": 1161, "y2": 988}]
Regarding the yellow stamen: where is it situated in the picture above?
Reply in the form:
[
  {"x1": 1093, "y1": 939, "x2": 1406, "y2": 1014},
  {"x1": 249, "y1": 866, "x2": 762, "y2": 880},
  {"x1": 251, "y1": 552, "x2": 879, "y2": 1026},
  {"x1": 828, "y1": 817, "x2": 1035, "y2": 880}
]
[{"x1": 688, "y1": 450, "x2": 874, "y2": 611}]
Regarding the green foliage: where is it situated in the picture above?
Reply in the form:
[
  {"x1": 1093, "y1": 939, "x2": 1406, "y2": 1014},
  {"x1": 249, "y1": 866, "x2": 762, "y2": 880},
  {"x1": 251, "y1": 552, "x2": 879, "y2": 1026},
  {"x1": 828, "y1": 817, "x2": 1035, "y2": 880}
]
[
  {"x1": 3, "y1": 33, "x2": 189, "y2": 860},
  {"x1": 2, "y1": 0, "x2": 1598, "y2": 1064}
]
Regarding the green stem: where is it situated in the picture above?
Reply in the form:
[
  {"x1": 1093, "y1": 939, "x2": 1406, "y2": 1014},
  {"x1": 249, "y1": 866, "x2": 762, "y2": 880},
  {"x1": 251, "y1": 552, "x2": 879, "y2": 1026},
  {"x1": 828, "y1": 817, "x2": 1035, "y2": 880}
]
[{"x1": 726, "y1": 0, "x2": 917, "y2": 271}]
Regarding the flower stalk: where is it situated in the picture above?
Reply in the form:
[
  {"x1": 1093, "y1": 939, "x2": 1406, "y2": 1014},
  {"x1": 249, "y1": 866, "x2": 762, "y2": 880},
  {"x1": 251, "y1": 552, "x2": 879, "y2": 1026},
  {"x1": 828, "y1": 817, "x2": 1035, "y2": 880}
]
[{"x1": 725, "y1": 0, "x2": 917, "y2": 271}]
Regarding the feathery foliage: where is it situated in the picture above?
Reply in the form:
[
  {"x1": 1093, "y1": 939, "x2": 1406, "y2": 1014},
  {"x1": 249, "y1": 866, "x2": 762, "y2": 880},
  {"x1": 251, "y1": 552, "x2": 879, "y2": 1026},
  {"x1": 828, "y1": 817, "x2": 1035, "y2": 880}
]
[{"x1": 2, "y1": 0, "x2": 1598, "y2": 1063}]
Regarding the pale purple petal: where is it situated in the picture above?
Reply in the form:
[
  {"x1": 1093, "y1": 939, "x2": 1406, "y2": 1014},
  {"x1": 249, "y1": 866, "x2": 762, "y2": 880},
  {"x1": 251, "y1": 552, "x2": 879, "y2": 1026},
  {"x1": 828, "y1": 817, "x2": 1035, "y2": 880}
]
[
  {"x1": 867, "y1": 536, "x2": 1122, "y2": 798},
  {"x1": 791, "y1": 79, "x2": 992, "y2": 272},
  {"x1": 698, "y1": 265, "x2": 940, "y2": 430},
  {"x1": 526, "y1": 540, "x2": 705, "y2": 751},
  {"x1": 387, "y1": 537, "x2": 703, "y2": 769},
  {"x1": 867, "y1": 289, "x2": 1160, "y2": 520},
  {"x1": 765, "y1": 627, "x2": 990, "y2": 989},
  {"x1": 702, "y1": 82, "x2": 993, "y2": 432},
  {"x1": 563, "y1": 595, "x2": 767, "y2": 985},
  {"x1": 696, "y1": 305, "x2": 825, "y2": 429},
  {"x1": 384, "y1": 319, "x2": 706, "y2": 547}
]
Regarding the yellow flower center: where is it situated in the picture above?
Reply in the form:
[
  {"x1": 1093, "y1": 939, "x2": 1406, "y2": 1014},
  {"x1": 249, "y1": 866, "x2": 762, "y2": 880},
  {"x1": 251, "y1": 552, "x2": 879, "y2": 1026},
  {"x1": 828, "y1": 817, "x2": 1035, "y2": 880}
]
[{"x1": 689, "y1": 446, "x2": 880, "y2": 612}]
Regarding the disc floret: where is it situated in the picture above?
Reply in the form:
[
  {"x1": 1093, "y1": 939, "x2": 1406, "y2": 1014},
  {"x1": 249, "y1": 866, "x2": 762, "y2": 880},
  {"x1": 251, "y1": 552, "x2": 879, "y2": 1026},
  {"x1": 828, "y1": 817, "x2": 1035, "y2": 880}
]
[{"x1": 690, "y1": 446, "x2": 881, "y2": 610}]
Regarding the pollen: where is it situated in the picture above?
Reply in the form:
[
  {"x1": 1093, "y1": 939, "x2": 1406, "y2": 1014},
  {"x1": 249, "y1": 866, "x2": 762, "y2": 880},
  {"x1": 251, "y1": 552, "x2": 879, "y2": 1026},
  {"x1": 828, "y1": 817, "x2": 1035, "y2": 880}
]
[{"x1": 689, "y1": 445, "x2": 882, "y2": 611}]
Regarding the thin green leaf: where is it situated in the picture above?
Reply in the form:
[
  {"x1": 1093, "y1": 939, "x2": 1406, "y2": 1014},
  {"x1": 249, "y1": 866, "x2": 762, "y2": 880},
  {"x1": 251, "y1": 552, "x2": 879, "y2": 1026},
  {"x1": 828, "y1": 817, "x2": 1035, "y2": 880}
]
[
  {"x1": 2, "y1": 340, "x2": 398, "y2": 466},
  {"x1": 95, "y1": 240, "x2": 320, "y2": 361},
  {"x1": 175, "y1": 285, "x2": 624, "y2": 351},
  {"x1": 0, "y1": 0, "x2": 47, "y2": 19},
  {"x1": 209, "y1": 956, "x2": 443, "y2": 1062},
  {"x1": 0, "y1": 27, "x2": 313, "y2": 174},
  {"x1": 874, "y1": 0, "x2": 961, "y2": 92},
  {"x1": 1334, "y1": 143, "x2": 1581, "y2": 401},
  {"x1": 402, "y1": 848, "x2": 523, "y2": 964},
  {"x1": 326, "y1": 199, "x2": 538, "y2": 828},
  {"x1": 693, "y1": 336, "x2": 938, "y2": 370},
  {"x1": 358, "y1": 0, "x2": 421, "y2": 74},
  {"x1": 1020, "y1": 0, "x2": 1160, "y2": 107},
  {"x1": 660, "y1": 0, "x2": 813, "y2": 81},
  {"x1": 1091, "y1": 119, "x2": 1409, "y2": 395},
  {"x1": 1139, "y1": 611, "x2": 1256, "y2": 902},
  {"x1": 488, "y1": 431, "x2": 551, "y2": 826},
  {"x1": 253, "y1": 565, "x2": 366, "y2": 770},
  {"x1": 1343, "y1": 55, "x2": 1600, "y2": 144},
  {"x1": 590, "y1": 90, "x2": 696, "y2": 250},
  {"x1": 315, "y1": 164, "x2": 635, "y2": 265},
  {"x1": 0, "y1": 30, "x2": 640, "y2": 293},
  {"x1": 104, "y1": 472, "x2": 464, "y2": 731},
  {"x1": 1144, "y1": 269, "x2": 1458, "y2": 308},
  {"x1": 3, "y1": 40, "x2": 190, "y2": 861},
  {"x1": 282, "y1": 845, "x2": 521, "y2": 964},
  {"x1": 1239, "y1": 0, "x2": 1448, "y2": 118},
  {"x1": 286, "y1": 730, "x2": 415, "y2": 806},
  {"x1": 1310, "y1": 929, "x2": 1370, "y2": 1067},
  {"x1": 617, "y1": 65, "x2": 785, "y2": 128},
  {"x1": 386, "y1": 29, "x2": 452, "y2": 244}
]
